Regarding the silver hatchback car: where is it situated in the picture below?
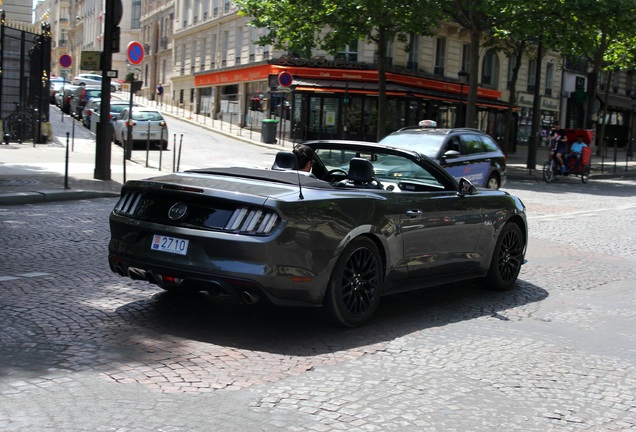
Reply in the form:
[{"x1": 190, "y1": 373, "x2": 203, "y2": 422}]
[{"x1": 112, "y1": 107, "x2": 169, "y2": 150}]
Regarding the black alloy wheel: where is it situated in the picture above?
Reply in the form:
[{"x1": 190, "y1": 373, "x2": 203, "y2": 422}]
[
  {"x1": 480, "y1": 223, "x2": 524, "y2": 291},
  {"x1": 324, "y1": 237, "x2": 383, "y2": 327}
]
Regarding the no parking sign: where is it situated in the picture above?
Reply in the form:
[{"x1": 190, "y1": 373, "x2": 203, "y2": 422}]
[
  {"x1": 127, "y1": 41, "x2": 145, "y2": 65},
  {"x1": 60, "y1": 54, "x2": 72, "y2": 68}
]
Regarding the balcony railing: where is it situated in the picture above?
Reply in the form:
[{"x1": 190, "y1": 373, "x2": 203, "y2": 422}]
[{"x1": 160, "y1": 37, "x2": 169, "y2": 49}]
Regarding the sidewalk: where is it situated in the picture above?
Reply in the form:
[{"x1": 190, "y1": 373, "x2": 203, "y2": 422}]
[{"x1": 2, "y1": 99, "x2": 635, "y2": 206}]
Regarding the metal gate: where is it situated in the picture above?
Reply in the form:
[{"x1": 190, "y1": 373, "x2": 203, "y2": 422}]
[{"x1": 0, "y1": 14, "x2": 51, "y2": 143}]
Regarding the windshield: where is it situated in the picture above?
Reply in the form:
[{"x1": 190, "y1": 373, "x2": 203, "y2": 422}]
[
  {"x1": 315, "y1": 148, "x2": 444, "y2": 188},
  {"x1": 379, "y1": 133, "x2": 446, "y2": 158}
]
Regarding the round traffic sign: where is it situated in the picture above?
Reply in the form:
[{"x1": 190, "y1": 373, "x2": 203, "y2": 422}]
[
  {"x1": 127, "y1": 41, "x2": 145, "y2": 65},
  {"x1": 59, "y1": 54, "x2": 72, "y2": 68},
  {"x1": 278, "y1": 71, "x2": 293, "y2": 87}
]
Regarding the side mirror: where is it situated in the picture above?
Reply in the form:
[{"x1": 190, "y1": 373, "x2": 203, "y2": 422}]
[
  {"x1": 458, "y1": 178, "x2": 477, "y2": 195},
  {"x1": 443, "y1": 150, "x2": 461, "y2": 159}
]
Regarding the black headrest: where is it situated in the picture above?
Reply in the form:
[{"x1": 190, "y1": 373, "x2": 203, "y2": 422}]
[
  {"x1": 271, "y1": 151, "x2": 298, "y2": 170},
  {"x1": 347, "y1": 158, "x2": 375, "y2": 183}
]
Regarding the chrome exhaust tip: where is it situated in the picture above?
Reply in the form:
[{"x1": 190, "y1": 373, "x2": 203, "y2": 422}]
[{"x1": 240, "y1": 290, "x2": 260, "y2": 304}]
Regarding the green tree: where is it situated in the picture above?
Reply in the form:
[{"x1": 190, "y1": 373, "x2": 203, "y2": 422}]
[
  {"x1": 557, "y1": 0, "x2": 636, "y2": 149},
  {"x1": 234, "y1": 0, "x2": 444, "y2": 140}
]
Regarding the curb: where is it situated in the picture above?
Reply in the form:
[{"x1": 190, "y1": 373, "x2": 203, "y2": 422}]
[{"x1": 0, "y1": 189, "x2": 120, "y2": 206}]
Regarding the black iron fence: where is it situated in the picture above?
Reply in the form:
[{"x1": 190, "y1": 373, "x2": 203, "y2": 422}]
[{"x1": 0, "y1": 15, "x2": 50, "y2": 144}]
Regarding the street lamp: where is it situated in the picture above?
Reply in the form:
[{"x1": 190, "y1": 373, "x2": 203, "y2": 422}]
[{"x1": 458, "y1": 68, "x2": 469, "y2": 127}]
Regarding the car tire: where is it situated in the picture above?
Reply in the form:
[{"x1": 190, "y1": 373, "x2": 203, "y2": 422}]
[
  {"x1": 542, "y1": 160, "x2": 555, "y2": 183},
  {"x1": 479, "y1": 223, "x2": 524, "y2": 291},
  {"x1": 486, "y1": 174, "x2": 500, "y2": 189},
  {"x1": 323, "y1": 237, "x2": 383, "y2": 327}
]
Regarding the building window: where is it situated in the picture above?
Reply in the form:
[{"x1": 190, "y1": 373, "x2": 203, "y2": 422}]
[
  {"x1": 461, "y1": 43, "x2": 471, "y2": 73},
  {"x1": 434, "y1": 37, "x2": 446, "y2": 76},
  {"x1": 210, "y1": 34, "x2": 217, "y2": 68},
  {"x1": 527, "y1": 59, "x2": 537, "y2": 92},
  {"x1": 336, "y1": 41, "x2": 358, "y2": 62},
  {"x1": 222, "y1": 30, "x2": 228, "y2": 65},
  {"x1": 407, "y1": 34, "x2": 418, "y2": 70},
  {"x1": 507, "y1": 55, "x2": 516, "y2": 89},
  {"x1": 481, "y1": 49, "x2": 499, "y2": 87},
  {"x1": 235, "y1": 27, "x2": 243, "y2": 65},
  {"x1": 131, "y1": 0, "x2": 141, "y2": 29},
  {"x1": 545, "y1": 62, "x2": 554, "y2": 96}
]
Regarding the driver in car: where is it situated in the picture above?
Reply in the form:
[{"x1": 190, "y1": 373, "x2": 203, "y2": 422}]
[{"x1": 293, "y1": 144, "x2": 316, "y2": 176}]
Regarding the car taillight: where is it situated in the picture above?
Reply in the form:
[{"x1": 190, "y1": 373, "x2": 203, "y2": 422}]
[
  {"x1": 127, "y1": 120, "x2": 136, "y2": 127},
  {"x1": 159, "y1": 120, "x2": 167, "y2": 128},
  {"x1": 224, "y1": 207, "x2": 280, "y2": 235}
]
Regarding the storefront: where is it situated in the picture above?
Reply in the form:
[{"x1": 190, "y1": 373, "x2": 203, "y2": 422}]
[
  {"x1": 517, "y1": 93, "x2": 560, "y2": 146},
  {"x1": 193, "y1": 58, "x2": 511, "y2": 142},
  {"x1": 596, "y1": 93, "x2": 633, "y2": 147}
]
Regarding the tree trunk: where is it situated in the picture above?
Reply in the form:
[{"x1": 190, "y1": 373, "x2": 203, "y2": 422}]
[
  {"x1": 528, "y1": 33, "x2": 543, "y2": 171},
  {"x1": 466, "y1": 28, "x2": 481, "y2": 128},
  {"x1": 375, "y1": 28, "x2": 388, "y2": 141},
  {"x1": 503, "y1": 46, "x2": 525, "y2": 155}
]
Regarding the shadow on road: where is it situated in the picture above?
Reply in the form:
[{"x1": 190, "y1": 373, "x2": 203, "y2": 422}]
[{"x1": 114, "y1": 278, "x2": 548, "y2": 357}]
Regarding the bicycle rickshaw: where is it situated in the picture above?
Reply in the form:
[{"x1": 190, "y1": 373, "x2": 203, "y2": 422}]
[{"x1": 543, "y1": 128, "x2": 593, "y2": 184}]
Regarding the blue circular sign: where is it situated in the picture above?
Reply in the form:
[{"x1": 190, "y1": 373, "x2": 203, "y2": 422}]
[
  {"x1": 60, "y1": 54, "x2": 72, "y2": 68},
  {"x1": 278, "y1": 71, "x2": 293, "y2": 87},
  {"x1": 127, "y1": 41, "x2": 144, "y2": 65}
]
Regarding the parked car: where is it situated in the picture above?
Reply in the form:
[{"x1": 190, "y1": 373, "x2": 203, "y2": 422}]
[
  {"x1": 70, "y1": 86, "x2": 102, "y2": 119},
  {"x1": 81, "y1": 97, "x2": 101, "y2": 128},
  {"x1": 72, "y1": 73, "x2": 121, "y2": 92},
  {"x1": 56, "y1": 84, "x2": 79, "y2": 113},
  {"x1": 90, "y1": 101, "x2": 138, "y2": 135},
  {"x1": 49, "y1": 77, "x2": 65, "y2": 104},
  {"x1": 378, "y1": 120, "x2": 507, "y2": 189},
  {"x1": 112, "y1": 107, "x2": 168, "y2": 150},
  {"x1": 108, "y1": 140, "x2": 527, "y2": 327}
]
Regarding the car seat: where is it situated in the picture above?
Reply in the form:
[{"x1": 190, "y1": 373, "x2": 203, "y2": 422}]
[
  {"x1": 337, "y1": 158, "x2": 382, "y2": 189},
  {"x1": 271, "y1": 151, "x2": 299, "y2": 170}
]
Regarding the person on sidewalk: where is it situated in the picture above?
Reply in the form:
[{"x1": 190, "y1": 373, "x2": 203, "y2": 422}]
[{"x1": 156, "y1": 83, "x2": 164, "y2": 107}]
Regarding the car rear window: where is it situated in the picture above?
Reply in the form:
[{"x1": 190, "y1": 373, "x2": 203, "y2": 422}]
[{"x1": 132, "y1": 111, "x2": 164, "y2": 121}]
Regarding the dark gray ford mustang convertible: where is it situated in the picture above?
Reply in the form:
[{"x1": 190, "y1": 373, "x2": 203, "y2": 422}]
[{"x1": 109, "y1": 140, "x2": 527, "y2": 327}]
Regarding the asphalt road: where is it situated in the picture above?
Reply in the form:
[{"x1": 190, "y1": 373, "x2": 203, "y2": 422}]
[{"x1": 1, "y1": 164, "x2": 635, "y2": 429}]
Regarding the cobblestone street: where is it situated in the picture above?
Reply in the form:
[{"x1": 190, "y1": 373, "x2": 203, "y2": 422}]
[{"x1": 1, "y1": 177, "x2": 635, "y2": 431}]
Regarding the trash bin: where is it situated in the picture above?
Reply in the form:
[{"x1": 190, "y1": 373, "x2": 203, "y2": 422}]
[{"x1": 261, "y1": 119, "x2": 279, "y2": 144}]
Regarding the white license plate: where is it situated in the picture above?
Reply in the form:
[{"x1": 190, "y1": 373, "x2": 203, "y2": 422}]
[{"x1": 151, "y1": 235, "x2": 189, "y2": 255}]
